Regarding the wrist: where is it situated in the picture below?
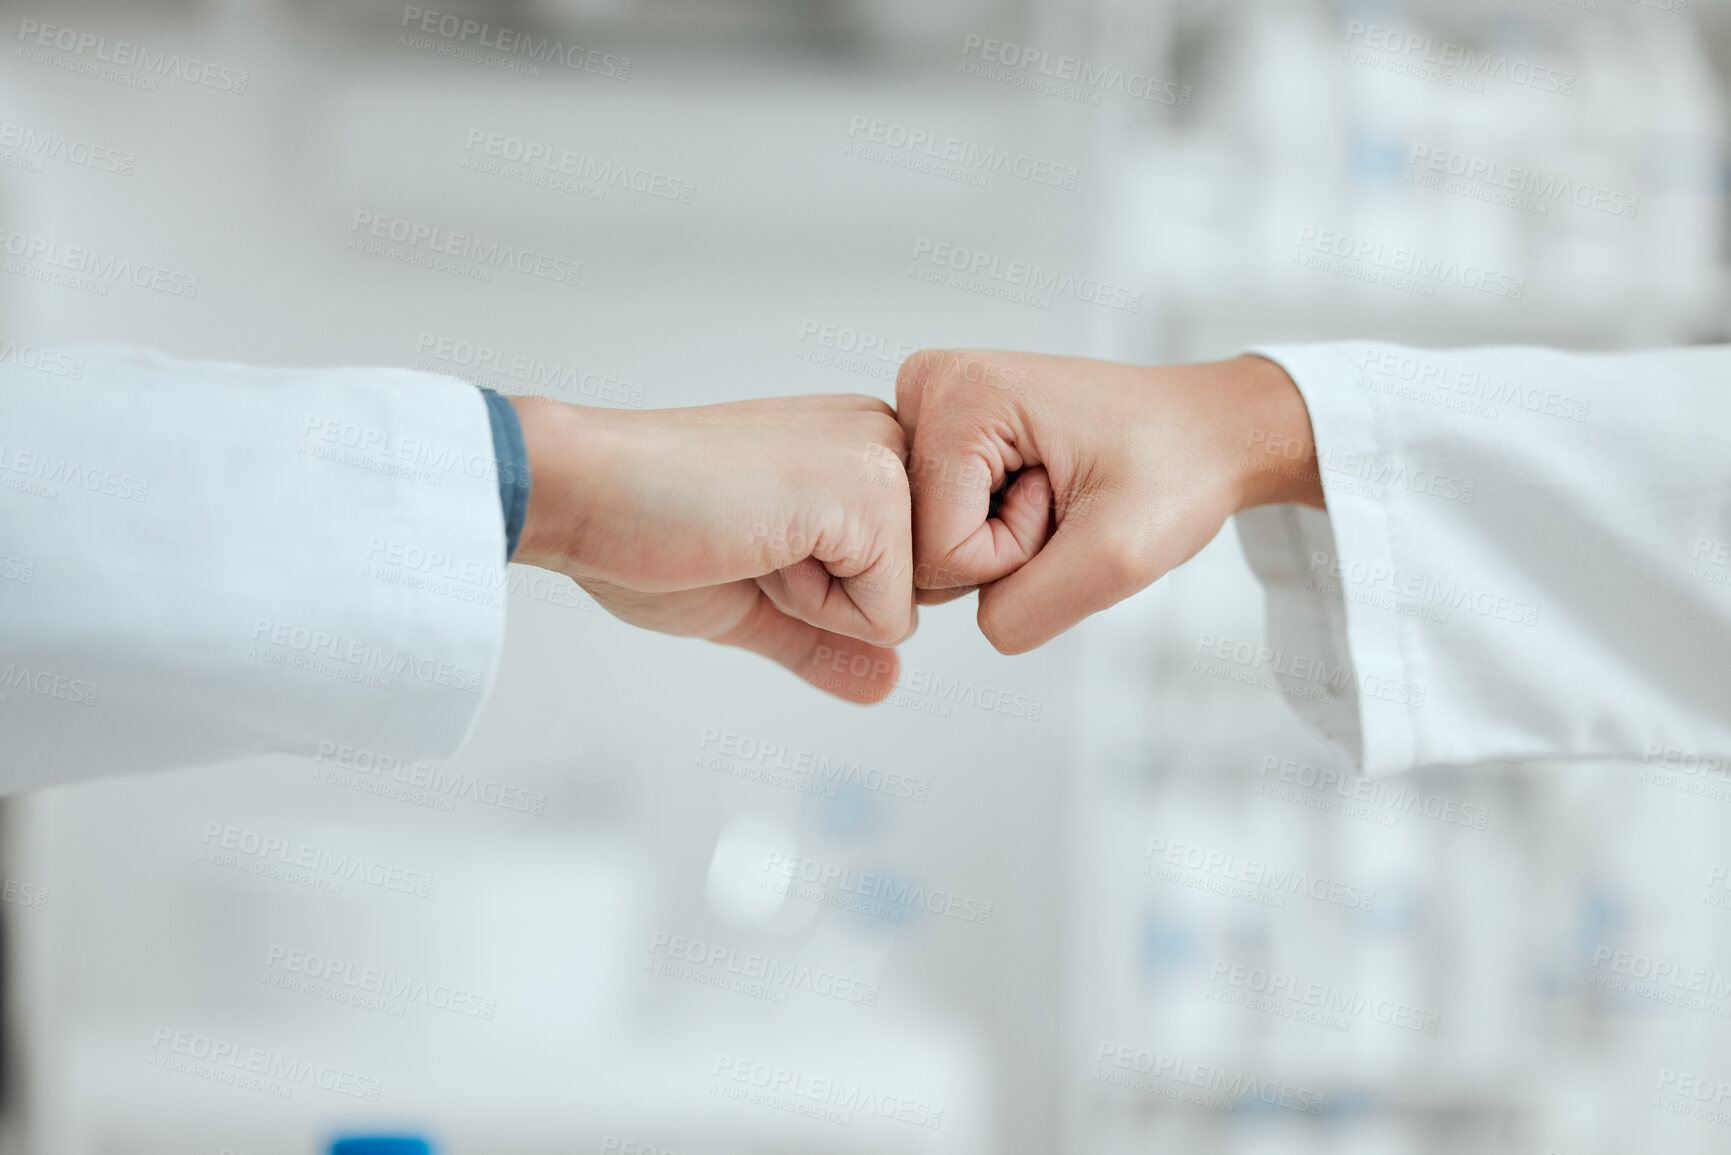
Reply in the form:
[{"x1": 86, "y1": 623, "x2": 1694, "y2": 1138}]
[
  {"x1": 508, "y1": 394, "x2": 615, "y2": 574},
  {"x1": 1220, "y1": 354, "x2": 1324, "y2": 512}
]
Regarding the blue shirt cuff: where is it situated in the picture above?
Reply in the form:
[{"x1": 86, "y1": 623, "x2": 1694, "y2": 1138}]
[{"x1": 479, "y1": 388, "x2": 531, "y2": 562}]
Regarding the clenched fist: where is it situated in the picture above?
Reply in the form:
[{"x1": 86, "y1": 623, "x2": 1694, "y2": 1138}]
[
  {"x1": 894, "y1": 349, "x2": 1324, "y2": 653},
  {"x1": 509, "y1": 393, "x2": 916, "y2": 703}
]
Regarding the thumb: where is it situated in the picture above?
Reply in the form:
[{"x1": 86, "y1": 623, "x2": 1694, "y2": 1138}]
[
  {"x1": 972, "y1": 492, "x2": 1155, "y2": 655},
  {"x1": 714, "y1": 587, "x2": 901, "y2": 703}
]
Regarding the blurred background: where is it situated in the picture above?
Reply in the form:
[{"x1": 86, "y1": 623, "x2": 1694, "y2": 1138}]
[{"x1": 1, "y1": 0, "x2": 1729, "y2": 1151}]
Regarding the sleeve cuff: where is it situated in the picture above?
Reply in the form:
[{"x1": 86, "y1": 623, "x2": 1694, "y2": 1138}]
[
  {"x1": 1235, "y1": 344, "x2": 1427, "y2": 777},
  {"x1": 479, "y1": 388, "x2": 532, "y2": 562}
]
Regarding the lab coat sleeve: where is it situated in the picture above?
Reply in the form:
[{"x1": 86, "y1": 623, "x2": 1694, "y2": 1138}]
[
  {"x1": 0, "y1": 346, "x2": 509, "y2": 790},
  {"x1": 1233, "y1": 341, "x2": 1731, "y2": 777}
]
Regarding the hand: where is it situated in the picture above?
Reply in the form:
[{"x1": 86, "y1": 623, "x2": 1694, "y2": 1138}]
[
  {"x1": 894, "y1": 350, "x2": 1323, "y2": 654},
  {"x1": 508, "y1": 394, "x2": 916, "y2": 703}
]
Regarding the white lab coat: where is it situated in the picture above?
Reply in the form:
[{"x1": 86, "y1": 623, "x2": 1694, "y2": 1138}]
[
  {"x1": 1238, "y1": 341, "x2": 1731, "y2": 777},
  {"x1": 0, "y1": 346, "x2": 506, "y2": 790}
]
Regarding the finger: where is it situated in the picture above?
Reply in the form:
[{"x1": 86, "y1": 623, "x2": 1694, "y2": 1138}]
[
  {"x1": 755, "y1": 557, "x2": 885, "y2": 640},
  {"x1": 897, "y1": 352, "x2": 1043, "y2": 590},
  {"x1": 759, "y1": 440, "x2": 916, "y2": 645},
  {"x1": 973, "y1": 497, "x2": 1153, "y2": 654},
  {"x1": 994, "y1": 465, "x2": 1055, "y2": 559},
  {"x1": 915, "y1": 585, "x2": 977, "y2": 606},
  {"x1": 712, "y1": 587, "x2": 901, "y2": 703},
  {"x1": 758, "y1": 535, "x2": 917, "y2": 647},
  {"x1": 893, "y1": 348, "x2": 946, "y2": 433},
  {"x1": 838, "y1": 504, "x2": 918, "y2": 645}
]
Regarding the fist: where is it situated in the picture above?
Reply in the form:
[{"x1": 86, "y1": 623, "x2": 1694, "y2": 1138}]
[{"x1": 895, "y1": 349, "x2": 1319, "y2": 653}]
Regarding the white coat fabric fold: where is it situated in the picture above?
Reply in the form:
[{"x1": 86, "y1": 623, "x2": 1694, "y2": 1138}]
[
  {"x1": 1236, "y1": 341, "x2": 1731, "y2": 777},
  {"x1": 0, "y1": 346, "x2": 507, "y2": 790}
]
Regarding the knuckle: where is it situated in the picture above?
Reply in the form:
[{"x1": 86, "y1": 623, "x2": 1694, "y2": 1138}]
[
  {"x1": 858, "y1": 447, "x2": 910, "y2": 501},
  {"x1": 895, "y1": 349, "x2": 946, "y2": 405},
  {"x1": 913, "y1": 556, "x2": 975, "y2": 591},
  {"x1": 841, "y1": 393, "x2": 896, "y2": 420},
  {"x1": 947, "y1": 352, "x2": 994, "y2": 388},
  {"x1": 873, "y1": 614, "x2": 912, "y2": 647},
  {"x1": 866, "y1": 413, "x2": 908, "y2": 459},
  {"x1": 943, "y1": 352, "x2": 1014, "y2": 399}
]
